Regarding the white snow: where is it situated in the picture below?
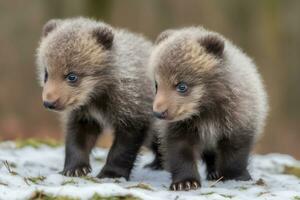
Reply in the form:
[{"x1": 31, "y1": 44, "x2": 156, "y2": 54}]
[{"x1": 0, "y1": 141, "x2": 299, "y2": 200}]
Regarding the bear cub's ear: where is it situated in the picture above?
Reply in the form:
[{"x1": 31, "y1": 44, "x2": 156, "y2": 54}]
[
  {"x1": 42, "y1": 19, "x2": 61, "y2": 37},
  {"x1": 155, "y1": 29, "x2": 175, "y2": 44},
  {"x1": 92, "y1": 26, "x2": 114, "y2": 50},
  {"x1": 199, "y1": 35, "x2": 224, "y2": 57}
]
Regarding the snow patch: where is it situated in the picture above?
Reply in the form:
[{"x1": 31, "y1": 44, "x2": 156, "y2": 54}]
[{"x1": 0, "y1": 142, "x2": 299, "y2": 200}]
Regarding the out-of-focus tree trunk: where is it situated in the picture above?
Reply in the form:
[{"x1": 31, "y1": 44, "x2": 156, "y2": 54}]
[
  {"x1": 44, "y1": 0, "x2": 64, "y2": 18},
  {"x1": 85, "y1": 0, "x2": 112, "y2": 21}
]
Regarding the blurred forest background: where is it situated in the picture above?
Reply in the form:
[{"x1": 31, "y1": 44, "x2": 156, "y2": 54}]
[{"x1": 0, "y1": 0, "x2": 299, "y2": 158}]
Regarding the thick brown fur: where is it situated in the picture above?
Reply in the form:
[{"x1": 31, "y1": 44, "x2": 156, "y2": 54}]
[
  {"x1": 149, "y1": 27, "x2": 268, "y2": 191},
  {"x1": 36, "y1": 17, "x2": 162, "y2": 180}
]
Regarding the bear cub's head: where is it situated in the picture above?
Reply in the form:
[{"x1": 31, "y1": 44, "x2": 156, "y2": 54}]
[
  {"x1": 150, "y1": 28, "x2": 225, "y2": 122},
  {"x1": 36, "y1": 18, "x2": 114, "y2": 112}
]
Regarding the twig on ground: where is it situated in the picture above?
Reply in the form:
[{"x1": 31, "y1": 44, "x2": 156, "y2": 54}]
[
  {"x1": 3, "y1": 160, "x2": 18, "y2": 175},
  {"x1": 209, "y1": 176, "x2": 224, "y2": 187}
]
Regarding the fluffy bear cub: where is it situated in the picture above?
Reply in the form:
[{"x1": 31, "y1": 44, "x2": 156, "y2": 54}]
[
  {"x1": 148, "y1": 27, "x2": 268, "y2": 190},
  {"x1": 36, "y1": 17, "x2": 162, "y2": 180}
]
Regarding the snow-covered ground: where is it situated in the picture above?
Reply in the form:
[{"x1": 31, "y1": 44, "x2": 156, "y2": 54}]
[{"x1": 0, "y1": 142, "x2": 299, "y2": 200}]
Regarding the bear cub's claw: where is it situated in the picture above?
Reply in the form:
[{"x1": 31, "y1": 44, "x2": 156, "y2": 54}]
[
  {"x1": 61, "y1": 165, "x2": 91, "y2": 177},
  {"x1": 170, "y1": 179, "x2": 201, "y2": 191}
]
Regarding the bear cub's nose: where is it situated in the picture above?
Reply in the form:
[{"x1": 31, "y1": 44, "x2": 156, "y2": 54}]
[
  {"x1": 153, "y1": 110, "x2": 168, "y2": 119},
  {"x1": 43, "y1": 101, "x2": 58, "y2": 110}
]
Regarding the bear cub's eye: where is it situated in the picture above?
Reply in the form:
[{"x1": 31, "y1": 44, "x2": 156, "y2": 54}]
[
  {"x1": 176, "y1": 82, "x2": 188, "y2": 93},
  {"x1": 66, "y1": 73, "x2": 78, "y2": 83},
  {"x1": 44, "y1": 69, "x2": 48, "y2": 83},
  {"x1": 154, "y1": 80, "x2": 158, "y2": 93}
]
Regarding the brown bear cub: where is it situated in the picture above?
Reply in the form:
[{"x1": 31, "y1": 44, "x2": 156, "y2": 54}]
[
  {"x1": 149, "y1": 27, "x2": 268, "y2": 191},
  {"x1": 36, "y1": 17, "x2": 162, "y2": 180}
]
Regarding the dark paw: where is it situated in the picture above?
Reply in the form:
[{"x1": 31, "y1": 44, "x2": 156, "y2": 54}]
[
  {"x1": 207, "y1": 171, "x2": 221, "y2": 180},
  {"x1": 144, "y1": 159, "x2": 163, "y2": 170},
  {"x1": 222, "y1": 170, "x2": 252, "y2": 181},
  {"x1": 235, "y1": 171, "x2": 252, "y2": 181},
  {"x1": 61, "y1": 165, "x2": 91, "y2": 177},
  {"x1": 170, "y1": 179, "x2": 201, "y2": 191},
  {"x1": 97, "y1": 169, "x2": 128, "y2": 180}
]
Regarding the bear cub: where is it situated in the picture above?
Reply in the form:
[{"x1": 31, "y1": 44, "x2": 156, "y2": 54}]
[{"x1": 149, "y1": 27, "x2": 268, "y2": 191}]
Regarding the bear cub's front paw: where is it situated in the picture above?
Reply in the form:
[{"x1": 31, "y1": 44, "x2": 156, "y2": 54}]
[
  {"x1": 61, "y1": 164, "x2": 91, "y2": 177},
  {"x1": 170, "y1": 179, "x2": 201, "y2": 191}
]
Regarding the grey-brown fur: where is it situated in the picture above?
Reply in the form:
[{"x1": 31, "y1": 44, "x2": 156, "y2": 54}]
[
  {"x1": 149, "y1": 27, "x2": 268, "y2": 191},
  {"x1": 36, "y1": 17, "x2": 162, "y2": 179}
]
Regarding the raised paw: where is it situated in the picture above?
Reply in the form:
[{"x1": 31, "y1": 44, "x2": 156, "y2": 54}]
[
  {"x1": 61, "y1": 165, "x2": 91, "y2": 177},
  {"x1": 170, "y1": 179, "x2": 201, "y2": 191},
  {"x1": 207, "y1": 171, "x2": 221, "y2": 180}
]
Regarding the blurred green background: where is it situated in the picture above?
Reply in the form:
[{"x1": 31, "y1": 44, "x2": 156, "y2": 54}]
[{"x1": 0, "y1": 0, "x2": 299, "y2": 158}]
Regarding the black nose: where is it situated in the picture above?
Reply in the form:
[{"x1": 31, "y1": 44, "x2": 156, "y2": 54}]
[
  {"x1": 153, "y1": 110, "x2": 168, "y2": 119},
  {"x1": 43, "y1": 101, "x2": 57, "y2": 109}
]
